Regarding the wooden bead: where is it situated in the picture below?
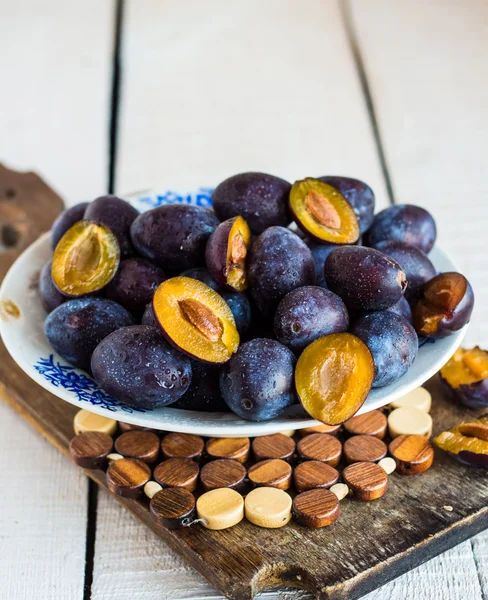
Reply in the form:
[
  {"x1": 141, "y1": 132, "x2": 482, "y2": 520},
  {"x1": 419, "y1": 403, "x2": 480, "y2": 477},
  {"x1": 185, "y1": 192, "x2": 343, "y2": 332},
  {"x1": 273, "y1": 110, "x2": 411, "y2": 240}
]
[
  {"x1": 342, "y1": 462, "x2": 388, "y2": 501},
  {"x1": 69, "y1": 432, "x2": 113, "y2": 469},
  {"x1": 150, "y1": 487, "x2": 196, "y2": 529},
  {"x1": 248, "y1": 459, "x2": 292, "y2": 490},
  {"x1": 252, "y1": 434, "x2": 296, "y2": 462},
  {"x1": 343, "y1": 435, "x2": 387, "y2": 464},
  {"x1": 161, "y1": 432, "x2": 204, "y2": 460},
  {"x1": 197, "y1": 488, "x2": 244, "y2": 530},
  {"x1": 378, "y1": 457, "x2": 396, "y2": 475},
  {"x1": 388, "y1": 407, "x2": 433, "y2": 438},
  {"x1": 389, "y1": 434, "x2": 435, "y2": 475},
  {"x1": 344, "y1": 410, "x2": 387, "y2": 439},
  {"x1": 389, "y1": 387, "x2": 432, "y2": 413},
  {"x1": 206, "y1": 437, "x2": 250, "y2": 464},
  {"x1": 144, "y1": 481, "x2": 163, "y2": 499},
  {"x1": 298, "y1": 424, "x2": 342, "y2": 437},
  {"x1": 245, "y1": 487, "x2": 292, "y2": 528},
  {"x1": 73, "y1": 409, "x2": 117, "y2": 436},
  {"x1": 293, "y1": 489, "x2": 340, "y2": 528},
  {"x1": 293, "y1": 460, "x2": 339, "y2": 493},
  {"x1": 106, "y1": 458, "x2": 151, "y2": 498},
  {"x1": 107, "y1": 453, "x2": 124, "y2": 462},
  {"x1": 280, "y1": 430, "x2": 296, "y2": 437},
  {"x1": 330, "y1": 483, "x2": 349, "y2": 501},
  {"x1": 200, "y1": 459, "x2": 247, "y2": 492},
  {"x1": 297, "y1": 433, "x2": 342, "y2": 466},
  {"x1": 154, "y1": 458, "x2": 200, "y2": 492},
  {"x1": 115, "y1": 430, "x2": 160, "y2": 464},
  {"x1": 119, "y1": 422, "x2": 160, "y2": 433}
]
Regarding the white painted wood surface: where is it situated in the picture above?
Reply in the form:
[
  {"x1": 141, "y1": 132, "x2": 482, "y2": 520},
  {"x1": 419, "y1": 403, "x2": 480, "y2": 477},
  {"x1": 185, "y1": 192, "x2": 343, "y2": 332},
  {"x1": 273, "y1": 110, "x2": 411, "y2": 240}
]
[
  {"x1": 0, "y1": 0, "x2": 115, "y2": 203},
  {"x1": 0, "y1": 1, "x2": 114, "y2": 600},
  {"x1": 114, "y1": 0, "x2": 388, "y2": 206},
  {"x1": 351, "y1": 1, "x2": 488, "y2": 598},
  {"x1": 1, "y1": 0, "x2": 487, "y2": 598},
  {"x1": 0, "y1": 401, "x2": 88, "y2": 600}
]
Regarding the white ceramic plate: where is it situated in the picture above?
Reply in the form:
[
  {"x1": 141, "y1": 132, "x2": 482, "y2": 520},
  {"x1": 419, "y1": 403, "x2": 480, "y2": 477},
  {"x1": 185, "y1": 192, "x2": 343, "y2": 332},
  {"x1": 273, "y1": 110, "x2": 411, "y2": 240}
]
[{"x1": 0, "y1": 191, "x2": 467, "y2": 437}]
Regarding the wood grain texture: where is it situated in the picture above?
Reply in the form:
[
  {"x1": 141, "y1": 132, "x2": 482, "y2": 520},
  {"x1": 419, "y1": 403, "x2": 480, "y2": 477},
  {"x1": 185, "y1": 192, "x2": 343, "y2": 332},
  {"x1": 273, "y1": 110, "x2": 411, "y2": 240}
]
[
  {"x1": 161, "y1": 433, "x2": 204, "y2": 460},
  {"x1": 252, "y1": 434, "x2": 296, "y2": 462},
  {"x1": 154, "y1": 458, "x2": 200, "y2": 492},
  {"x1": 0, "y1": 0, "x2": 115, "y2": 204},
  {"x1": 297, "y1": 434, "x2": 342, "y2": 467},
  {"x1": 200, "y1": 459, "x2": 247, "y2": 492},
  {"x1": 115, "y1": 430, "x2": 160, "y2": 464}
]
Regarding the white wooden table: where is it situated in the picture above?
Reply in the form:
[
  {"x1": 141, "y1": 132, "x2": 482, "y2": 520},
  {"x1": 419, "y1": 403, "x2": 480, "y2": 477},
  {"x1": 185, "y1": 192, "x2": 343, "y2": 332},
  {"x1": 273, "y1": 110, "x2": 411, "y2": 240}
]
[{"x1": 1, "y1": 1, "x2": 487, "y2": 598}]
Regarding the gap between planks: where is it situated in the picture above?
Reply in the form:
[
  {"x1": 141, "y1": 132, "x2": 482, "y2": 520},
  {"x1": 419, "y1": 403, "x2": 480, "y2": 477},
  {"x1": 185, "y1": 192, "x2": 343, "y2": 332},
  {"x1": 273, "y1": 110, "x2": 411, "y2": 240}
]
[
  {"x1": 340, "y1": 0, "x2": 396, "y2": 206},
  {"x1": 84, "y1": 1, "x2": 125, "y2": 598}
]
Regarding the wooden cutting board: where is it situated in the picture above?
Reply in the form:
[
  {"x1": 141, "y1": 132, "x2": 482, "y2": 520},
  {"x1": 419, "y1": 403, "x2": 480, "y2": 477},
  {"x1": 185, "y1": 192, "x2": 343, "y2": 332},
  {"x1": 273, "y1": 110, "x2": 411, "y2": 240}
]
[{"x1": 1, "y1": 165, "x2": 487, "y2": 600}]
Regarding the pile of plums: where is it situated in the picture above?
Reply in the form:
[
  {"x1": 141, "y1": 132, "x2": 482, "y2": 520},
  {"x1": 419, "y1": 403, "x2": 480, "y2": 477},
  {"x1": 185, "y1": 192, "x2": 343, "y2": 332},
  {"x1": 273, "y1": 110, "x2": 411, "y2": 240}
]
[{"x1": 40, "y1": 173, "x2": 474, "y2": 424}]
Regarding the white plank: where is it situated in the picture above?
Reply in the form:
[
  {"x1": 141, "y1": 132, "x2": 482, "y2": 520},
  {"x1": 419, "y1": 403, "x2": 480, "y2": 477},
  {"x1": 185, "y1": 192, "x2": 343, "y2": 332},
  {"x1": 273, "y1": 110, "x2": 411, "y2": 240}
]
[
  {"x1": 92, "y1": 492, "x2": 220, "y2": 600},
  {"x1": 96, "y1": 0, "x2": 388, "y2": 597},
  {"x1": 350, "y1": 0, "x2": 488, "y2": 597},
  {"x1": 115, "y1": 0, "x2": 388, "y2": 208},
  {"x1": 0, "y1": 2, "x2": 116, "y2": 599},
  {"x1": 0, "y1": 402, "x2": 88, "y2": 600},
  {"x1": 0, "y1": 0, "x2": 115, "y2": 205},
  {"x1": 350, "y1": 0, "x2": 488, "y2": 348}
]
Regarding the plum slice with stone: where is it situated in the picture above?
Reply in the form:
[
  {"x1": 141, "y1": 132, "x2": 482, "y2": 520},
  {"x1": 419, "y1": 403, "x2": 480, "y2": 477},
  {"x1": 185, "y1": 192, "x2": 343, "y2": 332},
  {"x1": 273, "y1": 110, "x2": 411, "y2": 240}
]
[
  {"x1": 52, "y1": 220, "x2": 120, "y2": 297},
  {"x1": 153, "y1": 276, "x2": 239, "y2": 364},
  {"x1": 205, "y1": 216, "x2": 251, "y2": 291},
  {"x1": 289, "y1": 178, "x2": 360, "y2": 244}
]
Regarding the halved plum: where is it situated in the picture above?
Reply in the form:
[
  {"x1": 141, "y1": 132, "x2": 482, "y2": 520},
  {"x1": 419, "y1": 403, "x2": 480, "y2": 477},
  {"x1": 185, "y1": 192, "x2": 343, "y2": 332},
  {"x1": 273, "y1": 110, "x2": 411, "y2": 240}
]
[
  {"x1": 289, "y1": 178, "x2": 360, "y2": 244},
  {"x1": 205, "y1": 216, "x2": 251, "y2": 291},
  {"x1": 412, "y1": 272, "x2": 474, "y2": 338},
  {"x1": 153, "y1": 276, "x2": 239, "y2": 363},
  {"x1": 434, "y1": 415, "x2": 488, "y2": 467},
  {"x1": 440, "y1": 347, "x2": 488, "y2": 408},
  {"x1": 296, "y1": 333, "x2": 374, "y2": 425},
  {"x1": 52, "y1": 220, "x2": 120, "y2": 297}
]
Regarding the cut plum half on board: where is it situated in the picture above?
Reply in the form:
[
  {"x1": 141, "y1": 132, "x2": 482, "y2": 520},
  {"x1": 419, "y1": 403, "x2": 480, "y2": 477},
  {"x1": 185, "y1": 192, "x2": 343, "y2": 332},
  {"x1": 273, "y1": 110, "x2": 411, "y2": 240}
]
[
  {"x1": 434, "y1": 415, "x2": 488, "y2": 468},
  {"x1": 153, "y1": 277, "x2": 239, "y2": 364},
  {"x1": 52, "y1": 220, "x2": 120, "y2": 296},
  {"x1": 289, "y1": 178, "x2": 360, "y2": 244},
  {"x1": 206, "y1": 216, "x2": 252, "y2": 292},
  {"x1": 295, "y1": 333, "x2": 374, "y2": 425},
  {"x1": 440, "y1": 346, "x2": 488, "y2": 408}
]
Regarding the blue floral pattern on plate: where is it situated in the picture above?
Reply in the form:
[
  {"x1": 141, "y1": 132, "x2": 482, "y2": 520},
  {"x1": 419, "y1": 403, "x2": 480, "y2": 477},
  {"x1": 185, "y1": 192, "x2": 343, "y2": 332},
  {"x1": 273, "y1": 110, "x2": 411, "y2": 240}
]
[
  {"x1": 135, "y1": 187, "x2": 214, "y2": 210},
  {"x1": 34, "y1": 355, "x2": 146, "y2": 413}
]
